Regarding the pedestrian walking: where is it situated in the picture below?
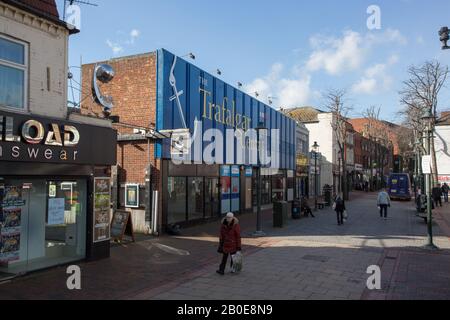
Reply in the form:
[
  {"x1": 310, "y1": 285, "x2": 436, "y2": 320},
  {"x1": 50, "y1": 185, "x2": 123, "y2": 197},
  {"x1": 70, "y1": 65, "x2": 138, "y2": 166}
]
[
  {"x1": 301, "y1": 197, "x2": 315, "y2": 218},
  {"x1": 432, "y1": 184, "x2": 443, "y2": 208},
  {"x1": 333, "y1": 193, "x2": 346, "y2": 226},
  {"x1": 217, "y1": 212, "x2": 242, "y2": 275},
  {"x1": 442, "y1": 183, "x2": 449, "y2": 203},
  {"x1": 377, "y1": 188, "x2": 391, "y2": 220}
]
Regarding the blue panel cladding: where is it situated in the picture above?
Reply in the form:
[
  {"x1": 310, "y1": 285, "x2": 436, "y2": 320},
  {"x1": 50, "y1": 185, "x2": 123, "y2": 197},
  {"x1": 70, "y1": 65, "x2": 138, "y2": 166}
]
[
  {"x1": 235, "y1": 89, "x2": 244, "y2": 164},
  {"x1": 155, "y1": 49, "x2": 295, "y2": 169},
  {"x1": 214, "y1": 79, "x2": 225, "y2": 164},
  {"x1": 225, "y1": 83, "x2": 235, "y2": 164},
  {"x1": 189, "y1": 65, "x2": 201, "y2": 163}
]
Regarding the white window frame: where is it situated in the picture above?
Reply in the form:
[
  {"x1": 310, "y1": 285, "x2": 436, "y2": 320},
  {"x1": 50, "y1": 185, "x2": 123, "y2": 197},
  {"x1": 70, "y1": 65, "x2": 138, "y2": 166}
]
[{"x1": 0, "y1": 34, "x2": 29, "y2": 111}]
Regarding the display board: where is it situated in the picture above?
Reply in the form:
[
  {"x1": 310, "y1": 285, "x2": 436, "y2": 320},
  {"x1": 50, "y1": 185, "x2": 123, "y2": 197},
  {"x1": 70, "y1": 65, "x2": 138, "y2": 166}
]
[
  {"x1": 0, "y1": 186, "x2": 25, "y2": 264},
  {"x1": 110, "y1": 210, "x2": 135, "y2": 242},
  {"x1": 93, "y1": 178, "x2": 111, "y2": 243}
]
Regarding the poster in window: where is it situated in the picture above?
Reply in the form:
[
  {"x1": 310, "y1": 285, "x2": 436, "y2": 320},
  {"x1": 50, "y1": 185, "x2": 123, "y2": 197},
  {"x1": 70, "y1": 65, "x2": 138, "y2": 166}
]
[
  {"x1": 93, "y1": 178, "x2": 111, "y2": 243},
  {"x1": 0, "y1": 186, "x2": 23, "y2": 263},
  {"x1": 125, "y1": 184, "x2": 139, "y2": 208},
  {"x1": 47, "y1": 198, "x2": 65, "y2": 226}
]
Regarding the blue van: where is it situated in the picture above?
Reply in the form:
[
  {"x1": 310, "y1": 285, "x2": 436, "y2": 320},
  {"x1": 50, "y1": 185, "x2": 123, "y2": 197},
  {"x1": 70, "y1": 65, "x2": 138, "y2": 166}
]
[{"x1": 388, "y1": 173, "x2": 412, "y2": 200}]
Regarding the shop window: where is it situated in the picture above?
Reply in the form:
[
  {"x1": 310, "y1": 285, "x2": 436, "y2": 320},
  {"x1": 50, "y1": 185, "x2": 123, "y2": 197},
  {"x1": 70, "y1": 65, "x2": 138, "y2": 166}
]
[
  {"x1": 272, "y1": 175, "x2": 286, "y2": 202},
  {"x1": 0, "y1": 36, "x2": 28, "y2": 110},
  {"x1": 187, "y1": 177, "x2": 204, "y2": 221},
  {"x1": 167, "y1": 177, "x2": 187, "y2": 224},
  {"x1": 0, "y1": 179, "x2": 86, "y2": 277}
]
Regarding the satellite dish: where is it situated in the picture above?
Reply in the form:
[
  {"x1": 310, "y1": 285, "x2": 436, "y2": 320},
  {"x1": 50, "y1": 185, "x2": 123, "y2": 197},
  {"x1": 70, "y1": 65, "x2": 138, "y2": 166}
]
[{"x1": 92, "y1": 63, "x2": 115, "y2": 117}]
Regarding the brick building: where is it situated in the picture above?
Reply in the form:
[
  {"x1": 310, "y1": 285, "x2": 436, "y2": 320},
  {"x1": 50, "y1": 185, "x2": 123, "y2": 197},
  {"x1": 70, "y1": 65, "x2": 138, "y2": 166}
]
[
  {"x1": 81, "y1": 49, "x2": 297, "y2": 233},
  {"x1": 0, "y1": 0, "x2": 117, "y2": 280}
]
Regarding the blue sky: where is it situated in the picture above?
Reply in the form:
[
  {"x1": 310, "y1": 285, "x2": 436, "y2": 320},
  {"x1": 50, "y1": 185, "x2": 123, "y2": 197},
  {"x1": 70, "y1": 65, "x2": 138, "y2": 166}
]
[{"x1": 58, "y1": 0, "x2": 450, "y2": 123}]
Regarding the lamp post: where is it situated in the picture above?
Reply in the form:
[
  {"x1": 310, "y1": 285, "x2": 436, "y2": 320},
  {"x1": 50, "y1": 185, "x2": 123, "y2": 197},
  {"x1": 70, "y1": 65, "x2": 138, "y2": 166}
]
[
  {"x1": 253, "y1": 121, "x2": 267, "y2": 237},
  {"x1": 312, "y1": 142, "x2": 320, "y2": 211},
  {"x1": 422, "y1": 109, "x2": 438, "y2": 250}
]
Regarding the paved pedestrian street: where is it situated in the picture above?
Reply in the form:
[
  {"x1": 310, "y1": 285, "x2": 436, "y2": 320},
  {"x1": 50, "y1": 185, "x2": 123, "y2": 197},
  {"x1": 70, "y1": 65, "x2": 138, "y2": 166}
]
[
  {"x1": 1, "y1": 192, "x2": 450, "y2": 300},
  {"x1": 137, "y1": 192, "x2": 450, "y2": 300}
]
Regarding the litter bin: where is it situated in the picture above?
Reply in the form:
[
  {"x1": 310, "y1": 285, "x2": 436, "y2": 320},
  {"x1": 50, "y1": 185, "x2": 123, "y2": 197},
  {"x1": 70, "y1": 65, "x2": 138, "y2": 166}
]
[
  {"x1": 292, "y1": 200, "x2": 301, "y2": 219},
  {"x1": 274, "y1": 201, "x2": 288, "y2": 227}
]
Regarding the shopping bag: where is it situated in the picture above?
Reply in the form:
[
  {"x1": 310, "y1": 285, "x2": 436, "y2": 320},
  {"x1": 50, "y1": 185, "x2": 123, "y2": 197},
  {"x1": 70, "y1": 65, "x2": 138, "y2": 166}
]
[
  {"x1": 343, "y1": 210, "x2": 348, "y2": 219},
  {"x1": 231, "y1": 251, "x2": 243, "y2": 272}
]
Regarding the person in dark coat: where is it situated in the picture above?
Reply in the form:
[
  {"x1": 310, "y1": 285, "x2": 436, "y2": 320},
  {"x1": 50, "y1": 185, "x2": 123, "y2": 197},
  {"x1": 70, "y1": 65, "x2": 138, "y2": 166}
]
[
  {"x1": 432, "y1": 185, "x2": 443, "y2": 208},
  {"x1": 333, "y1": 194, "x2": 346, "y2": 226},
  {"x1": 442, "y1": 183, "x2": 449, "y2": 203},
  {"x1": 217, "y1": 212, "x2": 242, "y2": 275}
]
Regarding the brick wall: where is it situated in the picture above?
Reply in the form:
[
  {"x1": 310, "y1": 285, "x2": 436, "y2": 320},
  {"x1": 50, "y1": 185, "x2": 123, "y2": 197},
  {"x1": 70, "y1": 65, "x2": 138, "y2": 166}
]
[{"x1": 81, "y1": 52, "x2": 161, "y2": 190}]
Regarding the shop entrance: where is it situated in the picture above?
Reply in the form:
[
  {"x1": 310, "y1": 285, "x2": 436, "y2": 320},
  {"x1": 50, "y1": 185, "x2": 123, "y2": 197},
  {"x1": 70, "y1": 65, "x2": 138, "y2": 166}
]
[
  {"x1": 0, "y1": 179, "x2": 87, "y2": 281},
  {"x1": 205, "y1": 178, "x2": 219, "y2": 218}
]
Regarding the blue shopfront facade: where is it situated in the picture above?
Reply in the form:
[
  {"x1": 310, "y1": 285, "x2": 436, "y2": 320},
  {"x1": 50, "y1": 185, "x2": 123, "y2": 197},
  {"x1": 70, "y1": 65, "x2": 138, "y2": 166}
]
[{"x1": 156, "y1": 49, "x2": 296, "y2": 226}]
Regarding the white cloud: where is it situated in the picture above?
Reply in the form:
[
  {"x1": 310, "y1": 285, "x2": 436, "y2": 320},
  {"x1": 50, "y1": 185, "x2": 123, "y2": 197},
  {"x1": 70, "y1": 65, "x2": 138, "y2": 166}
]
[
  {"x1": 352, "y1": 56, "x2": 398, "y2": 95},
  {"x1": 106, "y1": 29, "x2": 141, "y2": 55},
  {"x1": 128, "y1": 29, "x2": 141, "y2": 44},
  {"x1": 106, "y1": 40, "x2": 123, "y2": 55},
  {"x1": 245, "y1": 28, "x2": 406, "y2": 107},
  {"x1": 306, "y1": 31, "x2": 366, "y2": 75},
  {"x1": 244, "y1": 63, "x2": 315, "y2": 108},
  {"x1": 306, "y1": 29, "x2": 407, "y2": 76}
]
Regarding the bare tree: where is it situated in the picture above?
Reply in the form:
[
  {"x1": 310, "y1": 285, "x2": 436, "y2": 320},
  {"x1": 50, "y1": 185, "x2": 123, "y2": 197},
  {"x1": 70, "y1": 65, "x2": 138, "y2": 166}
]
[
  {"x1": 399, "y1": 60, "x2": 449, "y2": 185},
  {"x1": 362, "y1": 106, "x2": 391, "y2": 190},
  {"x1": 324, "y1": 89, "x2": 352, "y2": 200}
]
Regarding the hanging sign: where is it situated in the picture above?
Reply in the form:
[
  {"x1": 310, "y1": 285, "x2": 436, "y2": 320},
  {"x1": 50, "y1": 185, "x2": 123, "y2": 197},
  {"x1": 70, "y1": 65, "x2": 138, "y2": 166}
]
[{"x1": 422, "y1": 155, "x2": 432, "y2": 175}]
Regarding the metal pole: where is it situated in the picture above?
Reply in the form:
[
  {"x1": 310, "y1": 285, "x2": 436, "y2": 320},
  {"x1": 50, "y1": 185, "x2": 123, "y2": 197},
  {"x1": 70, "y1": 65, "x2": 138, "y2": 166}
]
[
  {"x1": 425, "y1": 126, "x2": 437, "y2": 249},
  {"x1": 257, "y1": 166, "x2": 262, "y2": 232},
  {"x1": 315, "y1": 153, "x2": 318, "y2": 211},
  {"x1": 253, "y1": 128, "x2": 265, "y2": 237}
]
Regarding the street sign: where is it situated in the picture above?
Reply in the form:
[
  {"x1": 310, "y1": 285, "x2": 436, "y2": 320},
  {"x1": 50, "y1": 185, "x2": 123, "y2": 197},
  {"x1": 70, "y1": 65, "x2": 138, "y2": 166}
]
[{"x1": 422, "y1": 155, "x2": 432, "y2": 174}]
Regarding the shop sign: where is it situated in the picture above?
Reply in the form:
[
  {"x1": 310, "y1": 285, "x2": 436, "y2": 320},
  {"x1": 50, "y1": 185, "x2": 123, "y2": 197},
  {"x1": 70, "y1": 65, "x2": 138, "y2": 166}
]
[
  {"x1": 220, "y1": 165, "x2": 231, "y2": 177},
  {"x1": 0, "y1": 111, "x2": 116, "y2": 165},
  {"x1": 355, "y1": 164, "x2": 363, "y2": 171},
  {"x1": 231, "y1": 165, "x2": 240, "y2": 177},
  {"x1": 438, "y1": 175, "x2": 450, "y2": 183},
  {"x1": 296, "y1": 154, "x2": 309, "y2": 166},
  {"x1": 93, "y1": 178, "x2": 111, "y2": 243},
  {"x1": 245, "y1": 166, "x2": 253, "y2": 177}
]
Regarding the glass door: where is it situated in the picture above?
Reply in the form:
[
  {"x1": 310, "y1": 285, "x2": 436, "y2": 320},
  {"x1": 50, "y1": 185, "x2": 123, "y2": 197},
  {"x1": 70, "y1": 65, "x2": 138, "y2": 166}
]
[{"x1": 205, "y1": 178, "x2": 219, "y2": 218}]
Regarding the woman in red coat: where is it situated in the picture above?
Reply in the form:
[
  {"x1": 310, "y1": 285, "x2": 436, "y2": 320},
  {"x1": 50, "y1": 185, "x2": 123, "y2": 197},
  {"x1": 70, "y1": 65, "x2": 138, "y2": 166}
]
[{"x1": 217, "y1": 212, "x2": 242, "y2": 275}]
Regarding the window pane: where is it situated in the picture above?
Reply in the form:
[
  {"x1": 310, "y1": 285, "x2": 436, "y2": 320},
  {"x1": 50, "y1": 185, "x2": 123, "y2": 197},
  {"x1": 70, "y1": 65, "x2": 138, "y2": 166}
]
[
  {"x1": 187, "y1": 177, "x2": 204, "y2": 221},
  {"x1": 167, "y1": 177, "x2": 186, "y2": 224},
  {"x1": 0, "y1": 38, "x2": 24, "y2": 65},
  {"x1": 0, "y1": 64, "x2": 24, "y2": 109}
]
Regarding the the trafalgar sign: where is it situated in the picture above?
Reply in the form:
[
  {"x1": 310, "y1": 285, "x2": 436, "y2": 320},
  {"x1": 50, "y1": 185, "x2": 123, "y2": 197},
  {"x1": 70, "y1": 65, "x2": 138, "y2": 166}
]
[
  {"x1": 162, "y1": 50, "x2": 287, "y2": 170},
  {"x1": 0, "y1": 111, "x2": 117, "y2": 165}
]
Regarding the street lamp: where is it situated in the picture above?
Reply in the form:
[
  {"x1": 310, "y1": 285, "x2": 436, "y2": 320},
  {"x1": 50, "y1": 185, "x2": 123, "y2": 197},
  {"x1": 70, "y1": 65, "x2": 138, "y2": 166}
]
[
  {"x1": 253, "y1": 121, "x2": 267, "y2": 237},
  {"x1": 439, "y1": 26, "x2": 450, "y2": 50},
  {"x1": 312, "y1": 142, "x2": 320, "y2": 211},
  {"x1": 422, "y1": 109, "x2": 438, "y2": 250}
]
